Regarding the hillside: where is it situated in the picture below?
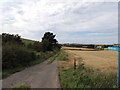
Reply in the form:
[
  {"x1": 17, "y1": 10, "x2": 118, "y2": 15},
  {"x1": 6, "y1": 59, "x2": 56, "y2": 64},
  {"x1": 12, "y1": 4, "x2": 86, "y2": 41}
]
[{"x1": 21, "y1": 38, "x2": 37, "y2": 45}]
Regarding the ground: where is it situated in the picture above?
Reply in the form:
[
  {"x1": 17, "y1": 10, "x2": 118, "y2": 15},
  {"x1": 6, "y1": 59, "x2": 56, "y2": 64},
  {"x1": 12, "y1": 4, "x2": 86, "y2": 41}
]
[
  {"x1": 2, "y1": 59, "x2": 60, "y2": 88},
  {"x1": 62, "y1": 46, "x2": 118, "y2": 73}
]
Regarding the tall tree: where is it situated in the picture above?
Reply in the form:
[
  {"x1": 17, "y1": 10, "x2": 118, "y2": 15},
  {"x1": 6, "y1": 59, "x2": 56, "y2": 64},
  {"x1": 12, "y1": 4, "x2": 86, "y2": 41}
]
[{"x1": 41, "y1": 32, "x2": 58, "y2": 51}]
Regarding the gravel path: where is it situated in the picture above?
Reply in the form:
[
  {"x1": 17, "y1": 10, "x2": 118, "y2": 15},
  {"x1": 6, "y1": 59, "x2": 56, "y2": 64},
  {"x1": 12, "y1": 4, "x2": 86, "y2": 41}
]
[{"x1": 2, "y1": 59, "x2": 60, "y2": 88}]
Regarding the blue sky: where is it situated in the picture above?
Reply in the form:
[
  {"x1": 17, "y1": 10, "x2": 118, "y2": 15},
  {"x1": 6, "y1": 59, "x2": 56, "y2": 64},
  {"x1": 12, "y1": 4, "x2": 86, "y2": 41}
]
[{"x1": 0, "y1": 0, "x2": 119, "y2": 44}]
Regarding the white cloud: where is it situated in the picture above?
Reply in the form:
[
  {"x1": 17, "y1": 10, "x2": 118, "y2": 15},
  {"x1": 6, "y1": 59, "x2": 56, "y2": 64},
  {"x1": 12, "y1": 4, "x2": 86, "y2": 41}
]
[{"x1": 0, "y1": 0, "x2": 118, "y2": 44}]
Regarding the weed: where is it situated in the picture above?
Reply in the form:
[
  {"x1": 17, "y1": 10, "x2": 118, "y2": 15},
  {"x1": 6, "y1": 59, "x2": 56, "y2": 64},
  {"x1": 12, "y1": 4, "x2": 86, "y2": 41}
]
[
  {"x1": 12, "y1": 85, "x2": 30, "y2": 90},
  {"x1": 57, "y1": 50, "x2": 68, "y2": 61}
]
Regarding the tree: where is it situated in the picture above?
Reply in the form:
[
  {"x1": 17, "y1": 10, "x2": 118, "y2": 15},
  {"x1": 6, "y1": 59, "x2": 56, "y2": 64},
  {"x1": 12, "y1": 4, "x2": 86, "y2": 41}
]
[
  {"x1": 32, "y1": 41, "x2": 42, "y2": 52},
  {"x1": 2, "y1": 33, "x2": 24, "y2": 45},
  {"x1": 41, "y1": 32, "x2": 60, "y2": 51}
]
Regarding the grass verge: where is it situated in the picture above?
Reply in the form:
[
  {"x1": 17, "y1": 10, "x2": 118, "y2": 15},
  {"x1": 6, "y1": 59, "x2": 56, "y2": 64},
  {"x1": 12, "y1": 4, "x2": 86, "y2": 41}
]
[
  {"x1": 47, "y1": 54, "x2": 58, "y2": 64},
  {"x1": 57, "y1": 50, "x2": 117, "y2": 88},
  {"x1": 57, "y1": 50, "x2": 68, "y2": 61},
  {"x1": 12, "y1": 85, "x2": 30, "y2": 90},
  {"x1": 3, "y1": 51, "x2": 56, "y2": 79}
]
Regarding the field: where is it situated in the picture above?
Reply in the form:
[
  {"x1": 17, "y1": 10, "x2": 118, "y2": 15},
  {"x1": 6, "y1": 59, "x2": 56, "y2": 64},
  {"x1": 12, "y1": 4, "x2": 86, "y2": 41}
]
[
  {"x1": 57, "y1": 47, "x2": 117, "y2": 88},
  {"x1": 21, "y1": 38, "x2": 36, "y2": 45},
  {"x1": 62, "y1": 46, "x2": 118, "y2": 73}
]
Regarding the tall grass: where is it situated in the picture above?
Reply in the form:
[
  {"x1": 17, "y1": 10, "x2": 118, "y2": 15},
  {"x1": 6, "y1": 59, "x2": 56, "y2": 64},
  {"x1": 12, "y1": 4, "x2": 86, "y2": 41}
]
[
  {"x1": 58, "y1": 50, "x2": 117, "y2": 88},
  {"x1": 59, "y1": 65, "x2": 117, "y2": 88},
  {"x1": 12, "y1": 85, "x2": 30, "y2": 90},
  {"x1": 57, "y1": 50, "x2": 68, "y2": 61},
  {"x1": 30, "y1": 51, "x2": 55, "y2": 65}
]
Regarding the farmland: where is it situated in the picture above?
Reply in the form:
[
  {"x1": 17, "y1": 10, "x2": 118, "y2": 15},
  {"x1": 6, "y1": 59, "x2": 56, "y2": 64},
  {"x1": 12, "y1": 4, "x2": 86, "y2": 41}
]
[
  {"x1": 62, "y1": 46, "x2": 118, "y2": 73},
  {"x1": 58, "y1": 46, "x2": 118, "y2": 88}
]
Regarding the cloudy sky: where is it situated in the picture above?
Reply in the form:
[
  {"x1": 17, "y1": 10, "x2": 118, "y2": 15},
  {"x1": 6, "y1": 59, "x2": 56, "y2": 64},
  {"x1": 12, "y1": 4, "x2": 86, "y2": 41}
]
[{"x1": 0, "y1": 0, "x2": 118, "y2": 44}]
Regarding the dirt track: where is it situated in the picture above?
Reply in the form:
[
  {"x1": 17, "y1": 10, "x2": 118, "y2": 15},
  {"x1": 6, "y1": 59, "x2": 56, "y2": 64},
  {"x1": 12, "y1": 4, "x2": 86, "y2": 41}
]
[
  {"x1": 2, "y1": 59, "x2": 60, "y2": 88},
  {"x1": 63, "y1": 47, "x2": 118, "y2": 73}
]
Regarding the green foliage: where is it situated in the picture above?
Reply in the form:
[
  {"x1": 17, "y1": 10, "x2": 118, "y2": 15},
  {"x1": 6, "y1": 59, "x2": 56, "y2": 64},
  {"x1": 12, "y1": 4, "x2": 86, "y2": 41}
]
[
  {"x1": 30, "y1": 51, "x2": 55, "y2": 65},
  {"x1": 2, "y1": 33, "x2": 24, "y2": 45},
  {"x1": 22, "y1": 38, "x2": 35, "y2": 46},
  {"x1": 57, "y1": 50, "x2": 68, "y2": 61},
  {"x1": 12, "y1": 85, "x2": 30, "y2": 90},
  {"x1": 59, "y1": 64, "x2": 117, "y2": 88},
  {"x1": 32, "y1": 41, "x2": 42, "y2": 52},
  {"x1": 26, "y1": 32, "x2": 61, "y2": 52},
  {"x1": 2, "y1": 66, "x2": 25, "y2": 78},
  {"x1": 2, "y1": 32, "x2": 60, "y2": 78},
  {"x1": 47, "y1": 54, "x2": 58, "y2": 64},
  {"x1": 3, "y1": 45, "x2": 36, "y2": 70},
  {"x1": 41, "y1": 32, "x2": 61, "y2": 52}
]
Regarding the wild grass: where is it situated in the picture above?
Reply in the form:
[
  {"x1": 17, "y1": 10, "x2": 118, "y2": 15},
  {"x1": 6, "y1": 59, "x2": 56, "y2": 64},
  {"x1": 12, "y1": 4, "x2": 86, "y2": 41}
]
[
  {"x1": 12, "y1": 85, "x2": 30, "y2": 90},
  {"x1": 47, "y1": 54, "x2": 58, "y2": 64},
  {"x1": 21, "y1": 38, "x2": 35, "y2": 45},
  {"x1": 58, "y1": 50, "x2": 117, "y2": 88},
  {"x1": 57, "y1": 50, "x2": 68, "y2": 61},
  {"x1": 29, "y1": 51, "x2": 55, "y2": 65},
  {"x1": 3, "y1": 51, "x2": 56, "y2": 78},
  {"x1": 2, "y1": 66, "x2": 25, "y2": 79},
  {"x1": 59, "y1": 65, "x2": 117, "y2": 88}
]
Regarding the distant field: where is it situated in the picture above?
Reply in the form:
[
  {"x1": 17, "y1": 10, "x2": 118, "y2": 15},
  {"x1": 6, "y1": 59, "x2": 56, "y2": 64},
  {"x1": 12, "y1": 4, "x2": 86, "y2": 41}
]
[
  {"x1": 21, "y1": 38, "x2": 36, "y2": 45},
  {"x1": 62, "y1": 46, "x2": 118, "y2": 73}
]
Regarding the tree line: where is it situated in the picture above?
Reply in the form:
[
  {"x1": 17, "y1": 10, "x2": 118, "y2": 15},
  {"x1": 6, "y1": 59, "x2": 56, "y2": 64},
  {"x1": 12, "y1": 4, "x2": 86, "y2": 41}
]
[{"x1": 2, "y1": 32, "x2": 61, "y2": 71}]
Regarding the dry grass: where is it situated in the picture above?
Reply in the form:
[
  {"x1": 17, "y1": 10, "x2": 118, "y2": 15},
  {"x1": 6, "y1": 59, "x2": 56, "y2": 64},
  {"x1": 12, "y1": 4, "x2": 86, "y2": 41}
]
[
  {"x1": 62, "y1": 47, "x2": 118, "y2": 73},
  {"x1": 62, "y1": 46, "x2": 82, "y2": 50},
  {"x1": 58, "y1": 48, "x2": 117, "y2": 88}
]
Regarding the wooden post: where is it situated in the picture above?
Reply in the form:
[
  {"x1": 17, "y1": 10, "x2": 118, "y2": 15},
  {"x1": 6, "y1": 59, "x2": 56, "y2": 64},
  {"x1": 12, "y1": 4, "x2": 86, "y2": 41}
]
[{"x1": 74, "y1": 59, "x2": 76, "y2": 70}]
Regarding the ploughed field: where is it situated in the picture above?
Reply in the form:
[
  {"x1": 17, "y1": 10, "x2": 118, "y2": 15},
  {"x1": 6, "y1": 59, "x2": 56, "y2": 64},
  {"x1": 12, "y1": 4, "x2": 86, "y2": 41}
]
[{"x1": 62, "y1": 46, "x2": 118, "y2": 73}]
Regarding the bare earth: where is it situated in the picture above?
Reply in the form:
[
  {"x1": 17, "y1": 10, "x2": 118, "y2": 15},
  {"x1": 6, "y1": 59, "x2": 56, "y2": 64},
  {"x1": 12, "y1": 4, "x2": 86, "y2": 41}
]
[
  {"x1": 63, "y1": 47, "x2": 118, "y2": 73},
  {"x1": 2, "y1": 59, "x2": 60, "y2": 88}
]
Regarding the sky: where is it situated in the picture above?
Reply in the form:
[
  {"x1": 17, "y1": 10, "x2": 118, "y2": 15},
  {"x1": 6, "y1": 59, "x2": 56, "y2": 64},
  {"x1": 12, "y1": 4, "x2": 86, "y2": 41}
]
[{"x1": 0, "y1": 0, "x2": 119, "y2": 44}]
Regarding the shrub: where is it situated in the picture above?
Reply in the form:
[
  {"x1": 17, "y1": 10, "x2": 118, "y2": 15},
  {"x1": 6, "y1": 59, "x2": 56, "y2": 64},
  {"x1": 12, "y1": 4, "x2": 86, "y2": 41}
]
[{"x1": 3, "y1": 44, "x2": 36, "y2": 70}]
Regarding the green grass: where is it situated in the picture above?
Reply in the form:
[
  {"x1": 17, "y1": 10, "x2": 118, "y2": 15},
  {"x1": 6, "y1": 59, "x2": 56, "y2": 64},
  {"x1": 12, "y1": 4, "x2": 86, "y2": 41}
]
[
  {"x1": 2, "y1": 38, "x2": 58, "y2": 79},
  {"x1": 47, "y1": 54, "x2": 58, "y2": 64},
  {"x1": 2, "y1": 66, "x2": 25, "y2": 78},
  {"x1": 30, "y1": 51, "x2": 55, "y2": 65},
  {"x1": 21, "y1": 38, "x2": 36, "y2": 45},
  {"x1": 57, "y1": 50, "x2": 68, "y2": 61},
  {"x1": 58, "y1": 50, "x2": 117, "y2": 88},
  {"x1": 2, "y1": 51, "x2": 56, "y2": 79},
  {"x1": 12, "y1": 85, "x2": 30, "y2": 90},
  {"x1": 59, "y1": 65, "x2": 117, "y2": 88}
]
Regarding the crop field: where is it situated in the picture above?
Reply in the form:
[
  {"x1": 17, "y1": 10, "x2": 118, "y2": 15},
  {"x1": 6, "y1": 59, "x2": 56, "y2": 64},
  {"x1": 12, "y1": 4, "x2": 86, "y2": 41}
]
[
  {"x1": 58, "y1": 47, "x2": 117, "y2": 88},
  {"x1": 62, "y1": 46, "x2": 118, "y2": 73}
]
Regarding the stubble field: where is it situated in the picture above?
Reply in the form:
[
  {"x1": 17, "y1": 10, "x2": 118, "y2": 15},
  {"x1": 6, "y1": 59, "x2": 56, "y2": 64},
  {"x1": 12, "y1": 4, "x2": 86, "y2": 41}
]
[{"x1": 62, "y1": 46, "x2": 118, "y2": 73}]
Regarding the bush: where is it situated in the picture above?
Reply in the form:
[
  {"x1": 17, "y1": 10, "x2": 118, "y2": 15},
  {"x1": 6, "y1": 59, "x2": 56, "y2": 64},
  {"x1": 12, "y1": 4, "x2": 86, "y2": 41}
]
[
  {"x1": 2, "y1": 33, "x2": 24, "y2": 46},
  {"x1": 3, "y1": 45, "x2": 36, "y2": 70}
]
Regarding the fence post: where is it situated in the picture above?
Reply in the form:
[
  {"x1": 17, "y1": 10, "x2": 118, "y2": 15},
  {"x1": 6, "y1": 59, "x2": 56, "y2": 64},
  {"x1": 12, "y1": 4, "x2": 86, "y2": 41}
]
[{"x1": 74, "y1": 59, "x2": 76, "y2": 70}]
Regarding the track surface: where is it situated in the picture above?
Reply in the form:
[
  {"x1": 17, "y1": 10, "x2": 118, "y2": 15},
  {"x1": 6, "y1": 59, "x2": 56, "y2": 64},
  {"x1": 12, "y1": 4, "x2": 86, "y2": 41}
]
[{"x1": 2, "y1": 59, "x2": 60, "y2": 88}]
